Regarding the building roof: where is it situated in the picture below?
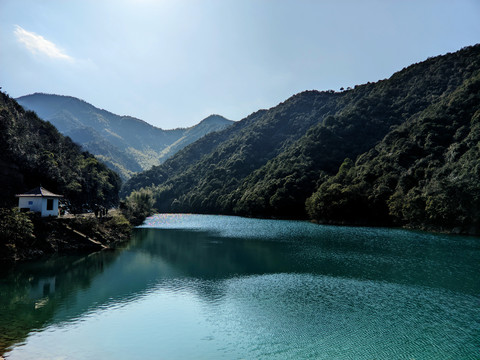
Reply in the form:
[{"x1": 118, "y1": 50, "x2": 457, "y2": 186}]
[{"x1": 16, "y1": 186, "x2": 63, "y2": 198}]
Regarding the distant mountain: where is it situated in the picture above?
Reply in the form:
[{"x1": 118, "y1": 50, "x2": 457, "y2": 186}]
[
  {"x1": 122, "y1": 44, "x2": 480, "y2": 234},
  {"x1": 156, "y1": 115, "x2": 235, "y2": 164},
  {"x1": 0, "y1": 91, "x2": 120, "y2": 211},
  {"x1": 16, "y1": 94, "x2": 233, "y2": 180}
]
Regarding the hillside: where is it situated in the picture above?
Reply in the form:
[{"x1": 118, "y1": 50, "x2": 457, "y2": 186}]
[
  {"x1": 16, "y1": 94, "x2": 233, "y2": 180},
  {"x1": 123, "y1": 44, "x2": 480, "y2": 234},
  {"x1": 0, "y1": 91, "x2": 121, "y2": 212},
  {"x1": 306, "y1": 72, "x2": 480, "y2": 233}
]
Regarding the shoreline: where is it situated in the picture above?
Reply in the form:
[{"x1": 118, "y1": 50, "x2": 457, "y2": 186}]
[{"x1": 0, "y1": 211, "x2": 131, "y2": 264}]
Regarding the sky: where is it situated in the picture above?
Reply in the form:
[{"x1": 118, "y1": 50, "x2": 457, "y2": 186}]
[{"x1": 1, "y1": 0, "x2": 479, "y2": 129}]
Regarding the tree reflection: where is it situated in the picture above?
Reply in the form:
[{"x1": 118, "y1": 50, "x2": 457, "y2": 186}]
[{"x1": 0, "y1": 251, "x2": 119, "y2": 354}]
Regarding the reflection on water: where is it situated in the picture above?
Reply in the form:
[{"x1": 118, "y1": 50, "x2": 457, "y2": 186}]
[
  {"x1": 1, "y1": 214, "x2": 479, "y2": 359},
  {"x1": 0, "y1": 251, "x2": 118, "y2": 353}
]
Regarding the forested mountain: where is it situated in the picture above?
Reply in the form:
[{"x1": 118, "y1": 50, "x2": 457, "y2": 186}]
[
  {"x1": 0, "y1": 91, "x2": 121, "y2": 212},
  {"x1": 123, "y1": 44, "x2": 480, "y2": 234},
  {"x1": 306, "y1": 72, "x2": 480, "y2": 232},
  {"x1": 16, "y1": 94, "x2": 233, "y2": 180}
]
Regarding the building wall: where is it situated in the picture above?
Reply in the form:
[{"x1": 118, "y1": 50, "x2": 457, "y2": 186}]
[
  {"x1": 18, "y1": 197, "x2": 42, "y2": 213},
  {"x1": 18, "y1": 197, "x2": 59, "y2": 216},
  {"x1": 41, "y1": 197, "x2": 59, "y2": 217}
]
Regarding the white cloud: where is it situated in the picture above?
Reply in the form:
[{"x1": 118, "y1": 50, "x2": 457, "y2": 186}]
[{"x1": 14, "y1": 25, "x2": 73, "y2": 61}]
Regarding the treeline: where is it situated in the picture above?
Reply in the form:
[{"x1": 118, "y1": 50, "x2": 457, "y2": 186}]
[
  {"x1": 0, "y1": 91, "x2": 121, "y2": 212},
  {"x1": 122, "y1": 44, "x2": 480, "y2": 234},
  {"x1": 307, "y1": 73, "x2": 480, "y2": 232}
]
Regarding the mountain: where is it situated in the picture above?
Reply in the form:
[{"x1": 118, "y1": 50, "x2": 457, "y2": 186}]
[
  {"x1": 122, "y1": 44, "x2": 480, "y2": 234},
  {"x1": 306, "y1": 71, "x2": 480, "y2": 233},
  {"x1": 15, "y1": 94, "x2": 234, "y2": 180},
  {"x1": 155, "y1": 115, "x2": 236, "y2": 165},
  {"x1": 0, "y1": 91, "x2": 121, "y2": 212}
]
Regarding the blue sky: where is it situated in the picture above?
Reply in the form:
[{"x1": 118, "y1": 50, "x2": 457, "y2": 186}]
[{"x1": 1, "y1": 0, "x2": 479, "y2": 129}]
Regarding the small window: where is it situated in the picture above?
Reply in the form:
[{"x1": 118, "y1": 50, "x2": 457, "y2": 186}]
[
  {"x1": 28, "y1": 201, "x2": 33, "y2": 205},
  {"x1": 47, "y1": 198, "x2": 54, "y2": 211}
]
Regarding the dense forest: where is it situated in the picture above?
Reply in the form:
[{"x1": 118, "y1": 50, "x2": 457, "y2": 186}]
[
  {"x1": 0, "y1": 91, "x2": 121, "y2": 212},
  {"x1": 16, "y1": 94, "x2": 233, "y2": 180},
  {"x1": 123, "y1": 44, "x2": 480, "y2": 234},
  {"x1": 306, "y1": 72, "x2": 480, "y2": 232}
]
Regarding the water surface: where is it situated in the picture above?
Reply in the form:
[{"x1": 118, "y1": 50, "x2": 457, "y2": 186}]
[{"x1": 1, "y1": 214, "x2": 479, "y2": 359}]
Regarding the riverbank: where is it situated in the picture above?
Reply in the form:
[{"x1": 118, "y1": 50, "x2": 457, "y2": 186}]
[
  {"x1": 0, "y1": 210, "x2": 131, "y2": 263},
  {"x1": 308, "y1": 218, "x2": 480, "y2": 237}
]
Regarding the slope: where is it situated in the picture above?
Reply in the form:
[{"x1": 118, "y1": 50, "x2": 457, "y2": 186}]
[
  {"x1": 121, "y1": 91, "x2": 344, "y2": 200},
  {"x1": 0, "y1": 91, "x2": 121, "y2": 212},
  {"x1": 16, "y1": 94, "x2": 233, "y2": 179},
  {"x1": 306, "y1": 71, "x2": 480, "y2": 233},
  {"x1": 230, "y1": 44, "x2": 480, "y2": 219},
  {"x1": 123, "y1": 44, "x2": 480, "y2": 232}
]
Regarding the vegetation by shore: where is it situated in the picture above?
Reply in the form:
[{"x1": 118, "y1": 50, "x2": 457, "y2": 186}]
[
  {"x1": 120, "y1": 188, "x2": 156, "y2": 226},
  {"x1": 0, "y1": 209, "x2": 131, "y2": 263}
]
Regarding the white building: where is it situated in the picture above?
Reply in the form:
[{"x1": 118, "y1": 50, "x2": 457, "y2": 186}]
[{"x1": 16, "y1": 187, "x2": 63, "y2": 217}]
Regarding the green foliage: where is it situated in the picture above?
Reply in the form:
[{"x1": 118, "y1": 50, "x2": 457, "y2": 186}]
[
  {"x1": 121, "y1": 188, "x2": 156, "y2": 226},
  {"x1": 104, "y1": 212, "x2": 131, "y2": 234},
  {"x1": 307, "y1": 70, "x2": 480, "y2": 232},
  {"x1": 68, "y1": 212, "x2": 132, "y2": 242},
  {"x1": 0, "y1": 91, "x2": 121, "y2": 212},
  {"x1": 0, "y1": 208, "x2": 35, "y2": 260},
  {"x1": 232, "y1": 45, "x2": 480, "y2": 219}
]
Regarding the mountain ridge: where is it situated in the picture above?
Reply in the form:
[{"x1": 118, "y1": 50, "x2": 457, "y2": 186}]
[
  {"x1": 16, "y1": 93, "x2": 234, "y2": 180},
  {"x1": 122, "y1": 44, "x2": 480, "y2": 234}
]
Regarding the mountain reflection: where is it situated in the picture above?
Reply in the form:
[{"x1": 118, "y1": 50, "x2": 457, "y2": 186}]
[
  {"x1": 0, "y1": 226, "x2": 294, "y2": 355},
  {"x1": 1, "y1": 219, "x2": 479, "y2": 356},
  {"x1": 133, "y1": 228, "x2": 296, "y2": 278},
  {"x1": 0, "y1": 251, "x2": 119, "y2": 353}
]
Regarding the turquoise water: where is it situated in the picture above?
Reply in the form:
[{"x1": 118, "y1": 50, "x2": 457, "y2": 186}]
[{"x1": 1, "y1": 214, "x2": 479, "y2": 359}]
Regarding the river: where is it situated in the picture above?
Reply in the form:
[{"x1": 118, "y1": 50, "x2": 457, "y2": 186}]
[{"x1": 1, "y1": 214, "x2": 479, "y2": 359}]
